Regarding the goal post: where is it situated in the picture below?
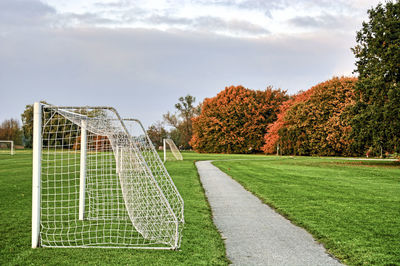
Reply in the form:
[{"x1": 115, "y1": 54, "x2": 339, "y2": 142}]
[
  {"x1": 31, "y1": 103, "x2": 184, "y2": 249},
  {"x1": 31, "y1": 102, "x2": 42, "y2": 248},
  {"x1": 79, "y1": 120, "x2": 87, "y2": 221},
  {"x1": 163, "y1": 139, "x2": 183, "y2": 162},
  {"x1": 0, "y1": 140, "x2": 14, "y2": 155}
]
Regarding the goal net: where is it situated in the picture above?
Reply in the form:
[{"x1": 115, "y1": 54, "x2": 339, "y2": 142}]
[
  {"x1": 32, "y1": 103, "x2": 184, "y2": 249},
  {"x1": 163, "y1": 139, "x2": 183, "y2": 162},
  {"x1": 0, "y1": 140, "x2": 14, "y2": 155}
]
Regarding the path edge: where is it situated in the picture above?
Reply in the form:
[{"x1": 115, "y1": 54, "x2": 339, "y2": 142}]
[{"x1": 206, "y1": 159, "x2": 344, "y2": 265}]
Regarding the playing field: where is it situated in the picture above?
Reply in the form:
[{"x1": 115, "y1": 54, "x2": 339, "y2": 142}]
[{"x1": 0, "y1": 151, "x2": 399, "y2": 265}]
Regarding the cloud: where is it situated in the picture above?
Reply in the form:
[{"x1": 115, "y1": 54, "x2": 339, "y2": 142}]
[
  {"x1": 0, "y1": 26, "x2": 355, "y2": 126},
  {"x1": 146, "y1": 15, "x2": 192, "y2": 26},
  {"x1": 237, "y1": 0, "x2": 287, "y2": 17},
  {"x1": 94, "y1": 1, "x2": 132, "y2": 9},
  {"x1": 18, "y1": 0, "x2": 381, "y2": 38},
  {"x1": 64, "y1": 12, "x2": 119, "y2": 26},
  {"x1": 195, "y1": 0, "x2": 287, "y2": 15},
  {"x1": 288, "y1": 14, "x2": 351, "y2": 30},
  {"x1": 192, "y1": 16, "x2": 270, "y2": 36},
  {"x1": 0, "y1": 0, "x2": 56, "y2": 29}
]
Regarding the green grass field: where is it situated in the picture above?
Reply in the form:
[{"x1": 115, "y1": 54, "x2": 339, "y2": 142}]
[
  {"x1": 1, "y1": 151, "x2": 399, "y2": 265},
  {"x1": 213, "y1": 157, "x2": 400, "y2": 265}
]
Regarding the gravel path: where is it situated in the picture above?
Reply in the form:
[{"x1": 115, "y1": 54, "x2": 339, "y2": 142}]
[{"x1": 196, "y1": 160, "x2": 342, "y2": 266}]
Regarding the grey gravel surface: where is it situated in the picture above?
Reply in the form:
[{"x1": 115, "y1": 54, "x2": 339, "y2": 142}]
[{"x1": 196, "y1": 160, "x2": 343, "y2": 266}]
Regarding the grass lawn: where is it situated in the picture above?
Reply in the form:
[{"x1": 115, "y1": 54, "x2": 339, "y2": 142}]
[
  {"x1": 0, "y1": 150, "x2": 240, "y2": 265},
  {"x1": 213, "y1": 157, "x2": 400, "y2": 265},
  {"x1": 2, "y1": 151, "x2": 399, "y2": 265}
]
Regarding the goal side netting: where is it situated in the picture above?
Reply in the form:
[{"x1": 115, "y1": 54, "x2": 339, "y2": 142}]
[
  {"x1": 163, "y1": 139, "x2": 183, "y2": 162},
  {"x1": 31, "y1": 103, "x2": 184, "y2": 249}
]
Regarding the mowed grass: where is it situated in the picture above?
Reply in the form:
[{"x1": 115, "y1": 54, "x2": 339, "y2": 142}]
[
  {"x1": 2, "y1": 150, "x2": 399, "y2": 265},
  {"x1": 0, "y1": 150, "x2": 233, "y2": 265},
  {"x1": 213, "y1": 157, "x2": 400, "y2": 265}
]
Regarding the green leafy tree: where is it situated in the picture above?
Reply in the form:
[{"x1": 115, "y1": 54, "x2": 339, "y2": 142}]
[
  {"x1": 21, "y1": 101, "x2": 47, "y2": 148},
  {"x1": 351, "y1": 1, "x2": 400, "y2": 156},
  {"x1": 21, "y1": 101, "x2": 81, "y2": 149}
]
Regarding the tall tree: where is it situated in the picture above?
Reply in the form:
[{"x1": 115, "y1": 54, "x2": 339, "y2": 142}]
[
  {"x1": 351, "y1": 1, "x2": 400, "y2": 156},
  {"x1": 163, "y1": 95, "x2": 200, "y2": 149},
  {"x1": 21, "y1": 104, "x2": 34, "y2": 148},
  {"x1": 0, "y1": 118, "x2": 23, "y2": 145},
  {"x1": 175, "y1": 95, "x2": 195, "y2": 146},
  {"x1": 191, "y1": 85, "x2": 288, "y2": 153},
  {"x1": 21, "y1": 101, "x2": 48, "y2": 148}
]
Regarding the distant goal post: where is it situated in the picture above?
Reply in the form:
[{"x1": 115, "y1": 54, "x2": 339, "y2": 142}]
[
  {"x1": 0, "y1": 140, "x2": 14, "y2": 155},
  {"x1": 163, "y1": 139, "x2": 183, "y2": 162}
]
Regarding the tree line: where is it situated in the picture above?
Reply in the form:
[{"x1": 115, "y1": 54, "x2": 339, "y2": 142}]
[{"x1": 159, "y1": 2, "x2": 400, "y2": 157}]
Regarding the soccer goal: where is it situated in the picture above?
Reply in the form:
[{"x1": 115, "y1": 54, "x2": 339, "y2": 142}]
[
  {"x1": 32, "y1": 102, "x2": 184, "y2": 249},
  {"x1": 163, "y1": 139, "x2": 183, "y2": 162},
  {"x1": 0, "y1": 140, "x2": 14, "y2": 155}
]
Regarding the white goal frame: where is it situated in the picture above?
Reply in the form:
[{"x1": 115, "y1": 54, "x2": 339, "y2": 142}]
[
  {"x1": 32, "y1": 102, "x2": 184, "y2": 249},
  {"x1": 163, "y1": 139, "x2": 183, "y2": 162},
  {"x1": 0, "y1": 140, "x2": 14, "y2": 155}
]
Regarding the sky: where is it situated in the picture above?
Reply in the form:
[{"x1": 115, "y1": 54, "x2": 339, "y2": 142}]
[{"x1": 0, "y1": 0, "x2": 382, "y2": 128}]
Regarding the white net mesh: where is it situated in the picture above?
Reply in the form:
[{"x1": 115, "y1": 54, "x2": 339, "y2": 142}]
[
  {"x1": 39, "y1": 105, "x2": 184, "y2": 249},
  {"x1": 164, "y1": 139, "x2": 183, "y2": 162}
]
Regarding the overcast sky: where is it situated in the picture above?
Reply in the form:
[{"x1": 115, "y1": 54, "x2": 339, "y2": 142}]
[{"x1": 0, "y1": 0, "x2": 382, "y2": 128}]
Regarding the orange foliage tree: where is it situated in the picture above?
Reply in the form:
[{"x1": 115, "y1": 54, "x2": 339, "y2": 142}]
[
  {"x1": 262, "y1": 89, "x2": 314, "y2": 154},
  {"x1": 190, "y1": 85, "x2": 288, "y2": 153},
  {"x1": 263, "y1": 77, "x2": 357, "y2": 156}
]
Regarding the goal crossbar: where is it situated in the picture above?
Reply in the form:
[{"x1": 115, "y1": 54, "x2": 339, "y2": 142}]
[{"x1": 32, "y1": 103, "x2": 184, "y2": 249}]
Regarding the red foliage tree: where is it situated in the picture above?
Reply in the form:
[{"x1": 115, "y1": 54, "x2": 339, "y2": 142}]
[
  {"x1": 262, "y1": 89, "x2": 314, "y2": 154},
  {"x1": 263, "y1": 77, "x2": 357, "y2": 156},
  {"x1": 190, "y1": 85, "x2": 288, "y2": 153}
]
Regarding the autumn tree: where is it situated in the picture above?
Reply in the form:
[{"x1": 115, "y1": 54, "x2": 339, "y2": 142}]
[
  {"x1": 262, "y1": 89, "x2": 314, "y2": 154},
  {"x1": 263, "y1": 77, "x2": 357, "y2": 156},
  {"x1": 190, "y1": 85, "x2": 288, "y2": 153},
  {"x1": 0, "y1": 118, "x2": 23, "y2": 145},
  {"x1": 163, "y1": 95, "x2": 201, "y2": 149},
  {"x1": 351, "y1": 1, "x2": 400, "y2": 156}
]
